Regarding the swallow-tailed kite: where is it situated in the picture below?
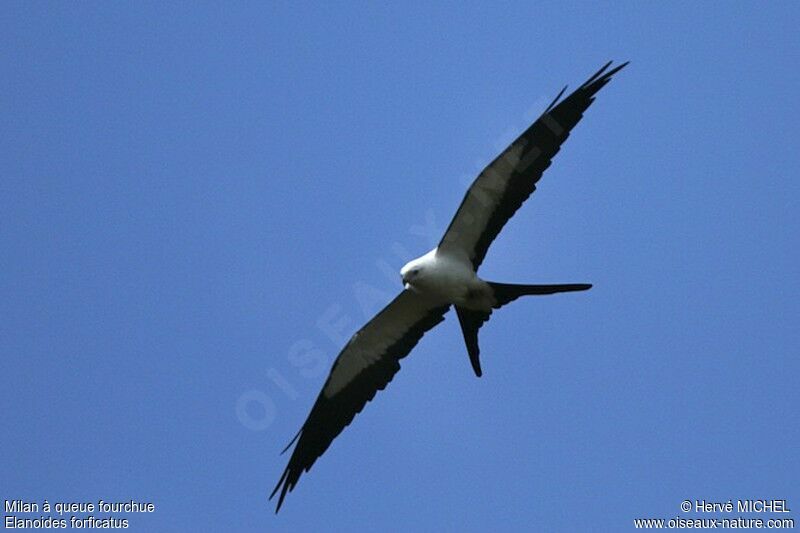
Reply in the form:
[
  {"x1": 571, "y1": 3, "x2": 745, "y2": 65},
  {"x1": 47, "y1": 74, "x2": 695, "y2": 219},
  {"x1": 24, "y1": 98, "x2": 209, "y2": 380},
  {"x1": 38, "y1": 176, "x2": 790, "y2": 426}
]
[{"x1": 271, "y1": 61, "x2": 627, "y2": 511}]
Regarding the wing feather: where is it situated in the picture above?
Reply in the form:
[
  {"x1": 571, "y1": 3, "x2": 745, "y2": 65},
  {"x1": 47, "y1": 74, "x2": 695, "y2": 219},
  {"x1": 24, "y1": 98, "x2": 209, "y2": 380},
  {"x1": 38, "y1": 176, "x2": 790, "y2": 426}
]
[
  {"x1": 270, "y1": 290, "x2": 449, "y2": 512},
  {"x1": 439, "y1": 61, "x2": 628, "y2": 269}
]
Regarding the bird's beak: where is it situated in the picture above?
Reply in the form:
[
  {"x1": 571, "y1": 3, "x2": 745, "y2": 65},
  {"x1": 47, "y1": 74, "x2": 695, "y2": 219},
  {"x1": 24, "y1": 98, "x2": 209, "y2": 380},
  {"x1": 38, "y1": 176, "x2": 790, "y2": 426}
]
[{"x1": 404, "y1": 282, "x2": 411, "y2": 290}]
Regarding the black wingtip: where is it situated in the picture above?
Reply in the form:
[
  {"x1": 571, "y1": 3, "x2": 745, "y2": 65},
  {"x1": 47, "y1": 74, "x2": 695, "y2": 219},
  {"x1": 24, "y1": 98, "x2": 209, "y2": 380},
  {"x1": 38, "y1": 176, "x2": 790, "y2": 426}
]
[
  {"x1": 545, "y1": 61, "x2": 628, "y2": 116},
  {"x1": 280, "y1": 429, "x2": 302, "y2": 455},
  {"x1": 582, "y1": 60, "x2": 629, "y2": 88},
  {"x1": 270, "y1": 465, "x2": 291, "y2": 513},
  {"x1": 585, "y1": 60, "x2": 615, "y2": 85},
  {"x1": 544, "y1": 85, "x2": 568, "y2": 113},
  {"x1": 603, "y1": 61, "x2": 629, "y2": 80}
]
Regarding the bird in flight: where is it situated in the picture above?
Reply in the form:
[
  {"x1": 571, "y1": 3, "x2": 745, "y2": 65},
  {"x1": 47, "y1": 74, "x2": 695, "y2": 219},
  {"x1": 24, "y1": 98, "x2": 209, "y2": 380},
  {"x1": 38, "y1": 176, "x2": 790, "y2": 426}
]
[{"x1": 271, "y1": 61, "x2": 628, "y2": 512}]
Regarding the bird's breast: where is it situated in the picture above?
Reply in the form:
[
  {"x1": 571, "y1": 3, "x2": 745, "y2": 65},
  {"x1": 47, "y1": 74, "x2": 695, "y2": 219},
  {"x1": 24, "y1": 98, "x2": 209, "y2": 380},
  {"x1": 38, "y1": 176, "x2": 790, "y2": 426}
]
[{"x1": 411, "y1": 252, "x2": 488, "y2": 307}]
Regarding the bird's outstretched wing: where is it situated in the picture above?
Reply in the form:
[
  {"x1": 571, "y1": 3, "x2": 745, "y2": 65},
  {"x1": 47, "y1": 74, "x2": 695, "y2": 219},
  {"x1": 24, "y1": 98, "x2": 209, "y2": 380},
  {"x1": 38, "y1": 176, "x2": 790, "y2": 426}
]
[
  {"x1": 438, "y1": 61, "x2": 628, "y2": 270},
  {"x1": 271, "y1": 290, "x2": 450, "y2": 512}
]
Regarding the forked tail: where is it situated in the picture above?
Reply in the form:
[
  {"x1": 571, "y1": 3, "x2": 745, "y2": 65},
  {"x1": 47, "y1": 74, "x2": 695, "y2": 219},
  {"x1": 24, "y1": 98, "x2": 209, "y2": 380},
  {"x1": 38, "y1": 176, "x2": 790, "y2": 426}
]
[
  {"x1": 487, "y1": 282, "x2": 592, "y2": 308},
  {"x1": 456, "y1": 282, "x2": 591, "y2": 378}
]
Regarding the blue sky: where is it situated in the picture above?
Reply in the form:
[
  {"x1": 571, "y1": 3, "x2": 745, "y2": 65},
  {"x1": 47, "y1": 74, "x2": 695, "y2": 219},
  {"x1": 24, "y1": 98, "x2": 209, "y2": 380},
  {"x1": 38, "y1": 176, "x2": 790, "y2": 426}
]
[{"x1": 2, "y1": 2, "x2": 798, "y2": 531}]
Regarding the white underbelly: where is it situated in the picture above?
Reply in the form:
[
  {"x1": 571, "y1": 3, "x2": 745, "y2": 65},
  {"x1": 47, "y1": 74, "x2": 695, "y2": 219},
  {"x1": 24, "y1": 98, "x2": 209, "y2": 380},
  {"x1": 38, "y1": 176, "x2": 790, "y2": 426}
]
[
  {"x1": 412, "y1": 268, "x2": 492, "y2": 310},
  {"x1": 402, "y1": 248, "x2": 493, "y2": 310}
]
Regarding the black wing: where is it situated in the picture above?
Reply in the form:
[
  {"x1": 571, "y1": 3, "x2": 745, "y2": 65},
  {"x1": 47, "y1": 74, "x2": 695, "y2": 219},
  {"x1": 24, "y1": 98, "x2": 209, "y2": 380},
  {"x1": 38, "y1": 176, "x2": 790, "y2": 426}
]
[
  {"x1": 438, "y1": 61, "x2": 628, "y2": 269},
  {"x1": 271, "y1": 289, "x2": 449, "y2": 512}
]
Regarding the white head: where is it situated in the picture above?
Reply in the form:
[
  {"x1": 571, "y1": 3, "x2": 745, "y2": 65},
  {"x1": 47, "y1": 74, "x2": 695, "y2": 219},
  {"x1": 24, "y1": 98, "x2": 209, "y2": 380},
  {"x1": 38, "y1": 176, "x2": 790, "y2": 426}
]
[
  {"x1": 399, "y1": 248, "x2": 438, "y2": 290},
  {"x1": 400, "y1": 259, "x2": 423, "y2": 289}
]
